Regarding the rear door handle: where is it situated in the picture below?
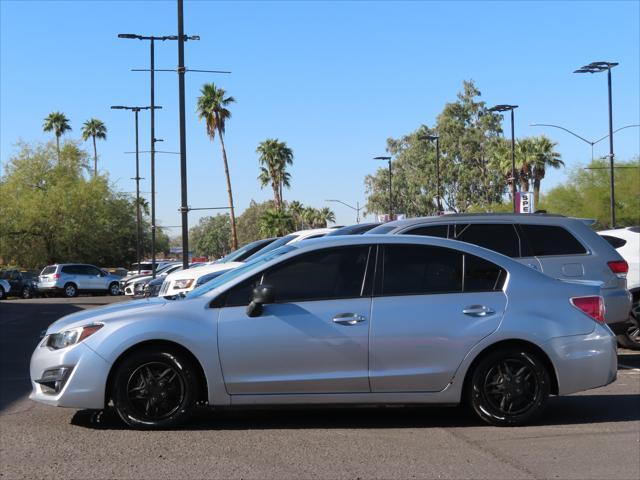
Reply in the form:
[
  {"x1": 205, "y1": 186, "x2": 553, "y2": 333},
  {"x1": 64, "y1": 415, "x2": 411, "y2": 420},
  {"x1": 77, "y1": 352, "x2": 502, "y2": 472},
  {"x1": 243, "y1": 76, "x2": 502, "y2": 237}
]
[
  {"x1": 333, "y1": 313, "x2": 367, "y2": 325},
  {"x1": 462, "y1": 305, "x2": 495, "y2": 317}
]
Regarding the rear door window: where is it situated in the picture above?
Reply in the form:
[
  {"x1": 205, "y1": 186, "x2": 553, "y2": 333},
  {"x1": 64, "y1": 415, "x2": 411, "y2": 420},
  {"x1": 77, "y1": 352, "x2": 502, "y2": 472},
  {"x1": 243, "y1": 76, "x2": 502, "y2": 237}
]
[
  {"x1": 463, "y1": 254, "x2": 507, "y2": 292},
  {"x1": 453, "y1": 223, "x2": 521, "y2": 258},
  {"x1": 519, "y1": 225, "x2": 587, "y2": 256},
  {"x1": 61, "y1": 265, "x2": 79, "y2": 274}
]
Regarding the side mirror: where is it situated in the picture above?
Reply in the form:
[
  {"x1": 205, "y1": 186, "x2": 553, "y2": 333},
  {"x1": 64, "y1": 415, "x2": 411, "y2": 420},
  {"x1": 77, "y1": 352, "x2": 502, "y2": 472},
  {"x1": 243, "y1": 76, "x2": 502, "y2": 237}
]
[{"x1": 246, "y1": 284, "x2": 275, "y2": 317}]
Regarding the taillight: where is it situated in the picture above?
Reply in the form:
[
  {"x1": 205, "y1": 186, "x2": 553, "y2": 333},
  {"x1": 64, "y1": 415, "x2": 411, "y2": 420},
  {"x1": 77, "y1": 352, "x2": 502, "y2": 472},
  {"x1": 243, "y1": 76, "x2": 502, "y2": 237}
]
[
  {"x1": 607, "y1": 260, "x2": 628, "y2": 278},
  {"x1": 53, "y1": 274, "x2": 60, "y2": 279},
  {"x1": 570, "y1": 296, "x2": 605, "y2": 323}
]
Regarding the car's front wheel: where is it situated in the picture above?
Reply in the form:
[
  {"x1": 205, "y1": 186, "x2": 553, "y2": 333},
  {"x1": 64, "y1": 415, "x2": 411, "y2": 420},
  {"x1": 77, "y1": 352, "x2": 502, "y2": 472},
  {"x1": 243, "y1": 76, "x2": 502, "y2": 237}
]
[
  {"x1": 22, "y1": 286, "x2": 32, "y2": 299},
  {"x1": 112, "y1": 348, "x2": 199, "y2": 429},
  {"x1": 466, "y1": 347, "x2": 550, "y2": 426}
]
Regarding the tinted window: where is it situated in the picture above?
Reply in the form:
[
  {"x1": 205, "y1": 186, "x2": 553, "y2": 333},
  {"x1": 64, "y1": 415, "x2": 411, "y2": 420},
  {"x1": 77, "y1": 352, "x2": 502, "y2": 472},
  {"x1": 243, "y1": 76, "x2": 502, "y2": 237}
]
[
  {"x1": 404, "y1": 224, "x2": 449, "y2": 238},
  {"x1": 300, "y1": 233, "x2": 327, "y2": 241},
  {"x1": 61, "y1": 265, "x2": 80, "y2": 274},
  {"x1": 454, "y1": 223, "x2": 520, "y2": 257},
  {"x1": 262, "y1": 246, "x2": 370, "y2": 302},
  {"x1": 382, "y1": 245, "x2": 463, "y2": 295},
  {"x1": 41, "y1": 266, "x2": 56, "y2": 275},
  {"x1": 519, "y1": 225, "x2": 587, "y2": 256},
  {"x1": 224, "y1": 274, "x2": 263, "y2": 307},
  {"x1": 244, "y1": 235, "x2": 297, "y2": 262},
  {"x1": 85, "y1": 266, "x2": 102, "y2": 276},
  {"x1": 366, "y1": 224, "x2": 396, "y2": 234},
  {"x1": 464, "y1": 254, "x2": 506, "y2": 292},
  {"x1": 600, "y1": 234, "x2": 627, "y2": 249}
]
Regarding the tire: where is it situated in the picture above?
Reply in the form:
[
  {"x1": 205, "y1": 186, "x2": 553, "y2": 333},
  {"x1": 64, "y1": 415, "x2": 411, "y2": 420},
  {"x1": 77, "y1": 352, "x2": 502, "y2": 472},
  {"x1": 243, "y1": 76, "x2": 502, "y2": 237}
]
[
  {"x1": 108, "y1": 282, "x2": 121, "y2": 296},
  {"x1": 0, "y1": 286, "x2": 5, "y2": 300},
  {"x1": 111, "y1": 348, "x2": 199, "y2": 429},
  {"x1": 63, "y1": 283, "x2": 78, "y2": 298},
  {"x1": 22, "y1": 286, "x2": 32, "y2": 299},
  {"x1": 617, "y1": 307, "x2": 640, "y2": 350},
  {"x1": 466, "y1": 347, "x2": 550, "y2": 427}
]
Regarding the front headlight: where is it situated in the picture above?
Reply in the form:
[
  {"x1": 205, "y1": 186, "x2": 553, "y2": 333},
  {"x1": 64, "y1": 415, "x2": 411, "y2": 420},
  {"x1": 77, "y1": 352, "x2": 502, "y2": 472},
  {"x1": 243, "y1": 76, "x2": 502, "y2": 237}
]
[
  {"x1": 46, "y1": 324, "x2": 103, "y2": 350},
  {"x1": 173, "y1": 279, "x2": 194, "y2": 290}
]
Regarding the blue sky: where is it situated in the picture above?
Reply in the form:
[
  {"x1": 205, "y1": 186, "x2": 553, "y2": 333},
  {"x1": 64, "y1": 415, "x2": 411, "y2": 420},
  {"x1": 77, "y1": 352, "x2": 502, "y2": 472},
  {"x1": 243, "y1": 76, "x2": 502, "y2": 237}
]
[{"x1": 1, "y1": 0, "x2": 639, "y2": 232}]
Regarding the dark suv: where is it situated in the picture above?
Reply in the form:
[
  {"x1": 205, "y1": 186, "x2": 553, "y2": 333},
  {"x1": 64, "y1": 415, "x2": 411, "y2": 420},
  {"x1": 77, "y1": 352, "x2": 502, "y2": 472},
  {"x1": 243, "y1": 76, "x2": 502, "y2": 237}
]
[{"x1": 0, "y1": 269, "x2": 39, "y2": 299}]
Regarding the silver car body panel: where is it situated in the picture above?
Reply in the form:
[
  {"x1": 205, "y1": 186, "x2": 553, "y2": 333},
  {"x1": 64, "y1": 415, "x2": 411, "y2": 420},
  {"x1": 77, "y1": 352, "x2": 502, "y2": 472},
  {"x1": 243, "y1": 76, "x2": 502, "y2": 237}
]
[{"x1": 30, "y1": 235, "x2": 617, "y2": 411}]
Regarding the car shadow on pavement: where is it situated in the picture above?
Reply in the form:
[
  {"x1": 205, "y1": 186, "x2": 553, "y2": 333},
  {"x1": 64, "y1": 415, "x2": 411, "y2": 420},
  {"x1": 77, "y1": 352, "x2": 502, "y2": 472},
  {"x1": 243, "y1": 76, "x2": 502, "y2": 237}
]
[{"x1": 71, "y1": 393, "x2": 640, "y2": 431}]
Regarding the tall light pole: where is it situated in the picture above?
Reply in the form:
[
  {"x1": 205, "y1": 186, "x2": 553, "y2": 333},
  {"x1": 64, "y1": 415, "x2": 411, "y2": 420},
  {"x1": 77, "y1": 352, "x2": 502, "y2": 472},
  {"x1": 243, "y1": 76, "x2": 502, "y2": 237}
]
[
  {"x1": 111, "y1": 105, "x2": 161, "y2": 271},
  {"x1": 374, "y1": 156, "x2": 392, "y2": 220},
  {"x1": 418, "y1": 134, "x2": 442, "y2": 213},
  {"x1": 326, "y1": 199, "x2": 362, "y2": 223},
  {"x1": 574, "y1": 61, "x2": 619, "y2": 228},
  {"x1": 489, "y1": 104, "x2": 519, "y2": 212}
]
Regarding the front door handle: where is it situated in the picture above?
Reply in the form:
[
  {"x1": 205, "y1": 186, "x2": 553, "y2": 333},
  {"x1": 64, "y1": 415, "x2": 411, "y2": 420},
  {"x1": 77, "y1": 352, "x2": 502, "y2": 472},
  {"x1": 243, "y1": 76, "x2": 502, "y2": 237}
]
[
  {"x1": 333, "y1": 313, "x2": 367, "y2": 325},
  {"x1": 462, "y1": 305, "x2": 495, "y2": 317}
]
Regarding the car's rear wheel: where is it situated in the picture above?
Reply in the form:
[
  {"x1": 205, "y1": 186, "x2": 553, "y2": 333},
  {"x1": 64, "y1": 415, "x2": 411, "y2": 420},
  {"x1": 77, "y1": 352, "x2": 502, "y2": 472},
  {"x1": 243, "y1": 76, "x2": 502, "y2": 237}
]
[
  {"x1": 617, "y1": 305, "x2": 640, "y2": 350},
  {"x1": 0, "y1": 286, "x2": 5, "y2": 300},
  {"x1": 466, "y1": 347, "x2": 550, "y2": 426},
  {"x1": 108, "y1": 282, "x2": 120, "y2": 296},
  {"x1": 63, "y1": 283, "x2": 77, "y2": 298},
  {"x1": 21, "y1": 286, "x2": 32, "y2": 299},
  {"x1": 112, "y1": 348, "x2": 199, "y2": 429}
]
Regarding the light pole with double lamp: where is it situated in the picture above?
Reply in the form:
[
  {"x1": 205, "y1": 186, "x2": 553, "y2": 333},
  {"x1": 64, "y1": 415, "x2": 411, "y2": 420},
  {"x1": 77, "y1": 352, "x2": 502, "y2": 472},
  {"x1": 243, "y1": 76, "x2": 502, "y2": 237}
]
[
  {"x1": 488, "y1": 104, "x2": 519, "y2": 213},
  {"x1": 326, "y1": 199, "x2": 362, "y2": 224},
  {"x1": 111, "y1": 105, "x2": 161, "y2": 272},
  {"x1": 373, "y1": 156, "x2": 393, "y2": 220},
  {"x1": 418, "y1": 134, "x2": 442, "y2": 213},
  {"x1": 574, "y1": 61, "x2": 619, "y2": 228}
]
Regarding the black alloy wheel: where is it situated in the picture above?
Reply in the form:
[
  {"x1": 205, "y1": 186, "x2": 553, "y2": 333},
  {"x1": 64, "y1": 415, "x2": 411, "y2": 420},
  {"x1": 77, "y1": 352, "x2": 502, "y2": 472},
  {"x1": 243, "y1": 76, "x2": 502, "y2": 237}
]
[
  {"x1": 22, "y1": 286, "x2": 32, "y2": 299},
  {"x1": 467, "y1": 348, "x2": 550, "y2": 426},
  {"x1": 112, "y1": 349, "x2": 199, "y2": 429},
  {"x1": 617, "y1": 304, "x2": 640, "y2": 350}
]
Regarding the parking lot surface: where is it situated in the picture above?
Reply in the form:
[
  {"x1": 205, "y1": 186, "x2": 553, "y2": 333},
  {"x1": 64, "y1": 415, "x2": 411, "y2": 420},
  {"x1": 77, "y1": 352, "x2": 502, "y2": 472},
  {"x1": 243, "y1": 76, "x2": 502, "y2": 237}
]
[{"x1": 1, "y1": 296, "x2": 639, "y2": 479}]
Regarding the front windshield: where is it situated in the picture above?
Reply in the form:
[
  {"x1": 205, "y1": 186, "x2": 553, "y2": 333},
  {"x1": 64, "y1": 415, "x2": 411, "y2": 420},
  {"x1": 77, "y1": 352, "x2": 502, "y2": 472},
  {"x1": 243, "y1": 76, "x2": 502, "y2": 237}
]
[
  {"x1": 216, "y1": 238, "x2": 268, "y2": 264},
  {"x1": 187, "y1": 245, "x2": 297, "y2": 298},
  {"x1": 243, "y1": 234, "x2": 297, "y2": 262}
]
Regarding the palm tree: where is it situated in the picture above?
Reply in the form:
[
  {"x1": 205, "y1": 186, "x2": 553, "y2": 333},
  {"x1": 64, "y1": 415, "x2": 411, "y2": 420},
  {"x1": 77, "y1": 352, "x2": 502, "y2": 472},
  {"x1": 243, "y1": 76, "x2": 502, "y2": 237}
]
[
  {"x1": 81, "y1": 118, "x2": 107, "y2": 176},
  {"x1": 287, "y1": 200, "x2": 305, "y2": 229},
  {"x1": 317, "y1": 207, "x2": 336, "y2": 227},
  {"x1": 260, "y1": 209, "x2": 294, "y2": 237},
  {"x1": 256, "y1": 138, "x2": 294, "y2": 210},
  {"x1": 531, "y1": 136, "x2": 564, "y2": 205},
  {"x1": 43, "y1": 112, "x2": 71, "y2": 162},
  {"x1": 302, "y1": 207, "x2": 319, "y2": 228},
  {"x1": 196, "y1": 83, "x2": 238, "y2": 249}
]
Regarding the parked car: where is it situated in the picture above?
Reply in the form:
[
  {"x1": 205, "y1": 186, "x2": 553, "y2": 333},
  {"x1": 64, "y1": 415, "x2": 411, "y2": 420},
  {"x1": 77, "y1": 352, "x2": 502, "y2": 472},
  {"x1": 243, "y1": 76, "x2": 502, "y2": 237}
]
[
  {"x1": 120, "y1": 263, "x2": 181, "y2": 296},
  {"x1": 367, "y1": 213, "x2": 632, "y2": 332},
  {"x1": 31, "y1": 235, "x2": 616, "y2": 429},
  {"x1": 0, "y1": 269, "x2": 39, "y2": 299},
  {"x1": 0, "y1": 279, "x2": 10, "y2": 300},
  {"x1": 212, "y1": 238, "x2": 278, "y2": 264},
  {"x1": 599, "y1": 226, "x2": 640, "y2": 349},
  {"x1": 160, "y1": 228, "x2": 335, "y2": 296},
  {"x1": 37, "y1": 264, "x2": 122, "y2": 297},
  {"x1": 325, "y1": 223, "x2": 381, "y2": 236},
  {"x1": 126, "y1": 261, "x2": 174, "y2": 277}
]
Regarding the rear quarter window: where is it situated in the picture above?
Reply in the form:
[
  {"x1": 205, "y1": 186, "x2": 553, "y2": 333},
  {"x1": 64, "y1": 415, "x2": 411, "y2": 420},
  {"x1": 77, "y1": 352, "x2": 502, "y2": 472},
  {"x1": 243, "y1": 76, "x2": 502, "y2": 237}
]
[{"x1": 519, "y1": 224, "x2": 587, "y2": 256}]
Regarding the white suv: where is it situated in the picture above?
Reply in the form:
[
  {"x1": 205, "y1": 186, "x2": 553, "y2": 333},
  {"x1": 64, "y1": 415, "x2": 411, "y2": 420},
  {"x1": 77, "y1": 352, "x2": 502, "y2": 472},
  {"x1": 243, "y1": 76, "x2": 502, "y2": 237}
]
[{"x1": 37, "y1": 264, "x2": 122, "y2": 297}]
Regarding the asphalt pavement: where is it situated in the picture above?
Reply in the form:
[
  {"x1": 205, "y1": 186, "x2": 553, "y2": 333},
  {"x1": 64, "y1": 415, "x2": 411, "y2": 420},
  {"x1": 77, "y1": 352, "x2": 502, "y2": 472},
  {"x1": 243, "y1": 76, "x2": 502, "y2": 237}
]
[{"x1": 1, "y1": 296, "x2": 639, "y2": 479}]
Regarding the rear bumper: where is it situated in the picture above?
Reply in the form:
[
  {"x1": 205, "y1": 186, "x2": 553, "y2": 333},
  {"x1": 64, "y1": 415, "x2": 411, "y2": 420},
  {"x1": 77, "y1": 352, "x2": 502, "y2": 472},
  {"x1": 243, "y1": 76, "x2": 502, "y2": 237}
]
[
  {"x1": 602, "y1": 288, "x2": 632, "y2": 326},
  {"x1": 545, "y1": 325, "x2": 617, "y2": 395}
]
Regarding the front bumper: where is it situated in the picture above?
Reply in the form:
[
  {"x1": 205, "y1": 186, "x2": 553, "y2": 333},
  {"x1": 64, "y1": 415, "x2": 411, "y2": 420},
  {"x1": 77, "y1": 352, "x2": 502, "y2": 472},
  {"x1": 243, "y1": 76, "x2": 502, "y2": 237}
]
[
  {"x1": 545, "y1": 324, "x2": 617, "y2": 396},
  {"x1": 29, "y1": 341, "x2": 111, "y2": 409}
]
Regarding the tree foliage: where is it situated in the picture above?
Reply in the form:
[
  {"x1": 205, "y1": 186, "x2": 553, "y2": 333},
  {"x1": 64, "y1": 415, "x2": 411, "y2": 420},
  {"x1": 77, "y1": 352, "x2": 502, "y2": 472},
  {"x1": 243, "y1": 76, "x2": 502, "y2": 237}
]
[
  {"x1": 189, "y1": 214, "x2": 232, "y2": 260},
  {"x1": 42, "y1": 111, "x2": 72, "y2": 161},
  {"x1": 539, "y1": 158, "x2": 639, "y2": 229},
  {"x1": 0, "y1": 141, "x2": 144, "y2": 268},
  {"x1": 81, "y1": 118, "x2": 107, "y2": 176},
  {"x1": 256, "y1": 138, "x2": 294, "y2": 211}
]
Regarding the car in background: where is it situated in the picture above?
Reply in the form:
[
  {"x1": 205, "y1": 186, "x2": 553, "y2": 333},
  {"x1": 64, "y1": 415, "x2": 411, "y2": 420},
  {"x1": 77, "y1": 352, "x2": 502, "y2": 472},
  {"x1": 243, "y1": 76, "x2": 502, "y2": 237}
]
[
  {"x1": 126, "y1": 261, "x2": 174, "y2": 277},
  {"x1": 212, "y1": 238, "x2": 278, "y2": 264},
  {"x1": 37, "y1": 264, "x2": 122, "y2": 298},
  {"x1": 120, "y1": 262, "x2": 181, "y2": 296},
  {"x1": 0, "y1": 269, "x2": 39, "y2": 299},
  {"x1": 30, "y1": 235, "x2": 617, "y2": 429},
  {"x1": 0, "y1": 278, "x2": 10, "y2": 300},
  {"x1": 159, "y1": 228, "x2": 336, "y2": 297},
  {"x1": 599, "y1": 226, "x2": 640, "y2": 349},
  {"x1": 325, "y1": 223, "x2": 381, "y2": 236},
  {"x1": 367, "y1": 213, "x2": 632, "y2": 332}
]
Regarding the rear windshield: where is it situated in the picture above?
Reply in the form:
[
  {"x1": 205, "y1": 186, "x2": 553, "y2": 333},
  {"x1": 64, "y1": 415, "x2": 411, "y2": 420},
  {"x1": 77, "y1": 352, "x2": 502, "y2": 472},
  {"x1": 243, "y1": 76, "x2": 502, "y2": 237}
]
[
  {"x1": 41, "y1": 266, "x2": 57, "y2": 275},
  {"x1": 519, "y1": 225, "x2": 587, "y2": 256}
]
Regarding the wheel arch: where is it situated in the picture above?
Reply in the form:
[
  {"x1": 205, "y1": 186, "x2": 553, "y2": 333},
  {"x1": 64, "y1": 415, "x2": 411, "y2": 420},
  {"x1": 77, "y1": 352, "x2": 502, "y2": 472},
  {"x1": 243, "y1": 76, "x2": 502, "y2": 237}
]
[
  {"x1": 104, "y1": 339, "x2": 210, "y2": 407},
  {"x1": 461, "y1": 338, "x2": 559, "y2": 396}
]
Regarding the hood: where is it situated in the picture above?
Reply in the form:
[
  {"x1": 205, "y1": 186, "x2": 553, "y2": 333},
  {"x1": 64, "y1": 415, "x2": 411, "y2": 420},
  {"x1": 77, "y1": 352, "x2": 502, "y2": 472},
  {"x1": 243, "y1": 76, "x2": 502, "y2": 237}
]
[
  {"x1": 46, "y1": 297, "x2": 167, "y2": 334},
  {"x1": 166, "y1": 262, "x2": 243, "y2": 281}
]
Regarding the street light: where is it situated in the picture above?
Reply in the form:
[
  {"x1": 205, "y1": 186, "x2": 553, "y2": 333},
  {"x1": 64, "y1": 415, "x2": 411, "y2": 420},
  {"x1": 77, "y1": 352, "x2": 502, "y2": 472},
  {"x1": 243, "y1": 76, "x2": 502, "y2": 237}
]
[
  {"x1": 530, "y1": 123, "x2": 640, "y2": 162},
  {"x1": 110, "y1": 105, "x2": 161, "y2": 272},
  {"x1": 488, "y1": 104, "x2": 519, "y2": 212},
  {"x1": 574, "y1": 61, "x2": 618, "y2": 228},
  {"x1": 418, "y1": 134, "x2": 442, "y2": 213},
  {"x1": 326, "y1": 199, "x2": 362, "y2": 224},
  {"x1": 373, "y1": 156, "x2": 392, "y2": 219}
]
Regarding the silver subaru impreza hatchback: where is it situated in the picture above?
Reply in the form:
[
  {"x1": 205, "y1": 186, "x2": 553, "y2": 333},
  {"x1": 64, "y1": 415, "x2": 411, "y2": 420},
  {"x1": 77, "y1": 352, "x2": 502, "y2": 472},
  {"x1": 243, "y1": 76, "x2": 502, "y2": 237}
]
[{"x1": 30, "y1": 235, "x2": 617, "y2": 429}]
